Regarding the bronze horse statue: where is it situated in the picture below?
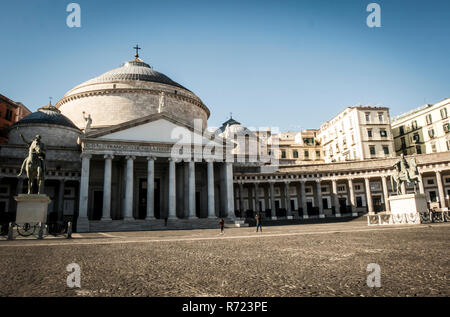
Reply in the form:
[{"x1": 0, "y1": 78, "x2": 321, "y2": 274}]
[
  {"x1": 390, "y1": 154, "x2": 420, "y2": 195},
  {"x1": 17, "y1": 129, "x2": 46, "y2": 194}
]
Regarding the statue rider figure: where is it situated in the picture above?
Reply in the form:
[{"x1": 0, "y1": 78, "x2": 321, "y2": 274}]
[
  {"x1": 397, "y1": 153, "x2": 412, "y2": 183},
  {"x1": 17, "y1": 133, "x2": 46, "y2": 178}
]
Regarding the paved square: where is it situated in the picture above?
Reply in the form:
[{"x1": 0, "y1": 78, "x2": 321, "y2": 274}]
[{"x1": 0, "y1": 221, "x2": 448, "y2": 297}]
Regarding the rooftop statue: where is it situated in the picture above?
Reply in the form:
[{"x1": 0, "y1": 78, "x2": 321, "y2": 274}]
[
  {"x1": 82, "y1": 111, "x2": 92, "y2": 133},
  {"x1": 158, "y1": 91, "x2": 165, "y2": 113},
  {"x1": 391, "y1": 154, "x2": 420, "y2": 195},
  {"x1": 16, "y1": 127, "x2": 46, "y2": 194}
]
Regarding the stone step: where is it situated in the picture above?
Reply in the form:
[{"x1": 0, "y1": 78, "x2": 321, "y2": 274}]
[{"x1": 89, "y1": 218, "x2": 223, "y2": 232}]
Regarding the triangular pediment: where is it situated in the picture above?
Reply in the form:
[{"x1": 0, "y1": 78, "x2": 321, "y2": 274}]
[{"x1": 86, "y1": 113, "x2": 226, "y2": 146}]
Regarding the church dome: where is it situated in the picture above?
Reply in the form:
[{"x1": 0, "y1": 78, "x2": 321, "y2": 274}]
[
  {"x1": 216, "y1": 117, "x2": 256, "y2": 137},
  {"x1": 69, "y1": 58, "x2": 189, "y2": 92},
  {"x1": 9, "y1": 104, "x2": 81, "y2": 147},
  {"x1": 56, "y1": 53, "x2": 210, "y2": 130},
  {"x1": 12, "y1": 104, "x2": 78, "y2": 130}
]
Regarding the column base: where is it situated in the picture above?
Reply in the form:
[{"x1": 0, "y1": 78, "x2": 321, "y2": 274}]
[
  {"x1": 319, "y1": 214, "x2": 325, "y2": 219},
  {"x1": 303, "y1": 215, "x2": 309, "y2": 219},
  {"x1": 168, "y1": 216, "x2": 178, "y2": 220},
  {"x1": 352, "y1": 212, "x2": 358, "y2": 217},
  {"x1": 287, "y1": 216, "x2": 294, "y2": 220},
  {"x1": 124, "y1": 217, "x2": 135, "y2": 222},
  {"x1": 145, "y1": 217, "x2": 156, "y2": 221},
  {"x1": 208, "y1": 215, "x2": 217, "y2": 219},
  {"x1": 271, "y1": 216, "x2": 278, "y2": 220},
  {"x1": 76, "y1": 217, "x2": 89, "y2": 233},
  {"x1": 187, "y1": 216, "x2": 198, "y2": 220},
  {"x1": 335, "y1": 213, "x2": 341, "y2": 218},
  {"x1": 101, "y1": 217, "x2": 112, "y2": 221}
]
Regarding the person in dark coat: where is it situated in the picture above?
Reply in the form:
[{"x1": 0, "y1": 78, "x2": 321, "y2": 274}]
[
  {"x1": 218, "y1": 218, "x2": 225, "y2": 234},
  {"x1": 255, "y1": 213, "x2": 262, "y2": 232}
]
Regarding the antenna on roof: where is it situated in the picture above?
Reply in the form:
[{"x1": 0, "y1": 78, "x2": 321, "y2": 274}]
[{"x1": 49, "y1": 97, "x2": 53, "y2": 106}]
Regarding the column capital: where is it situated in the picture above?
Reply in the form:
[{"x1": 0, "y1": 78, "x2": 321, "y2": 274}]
[
  {"x1": 80, "y1": 153, "x2": 92, "y2": 159},
  {"x1": 104, "y1": 154, "x2": 114, "y2": 160},
  {"x1": 168, "y1": 157, "x2": 181, "y2": 163},
  {"x1": 315, "y1": 179, "x2": 321, "y2": 184},
  {"x1": 125, "y1": 155, "x2": 136, "y2": 161},
  {"x1": 146, "y1": 156, "x2": 156, "y2": 161}
]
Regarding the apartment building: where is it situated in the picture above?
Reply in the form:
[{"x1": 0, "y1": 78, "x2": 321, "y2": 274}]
[
  {"x1": 391, "y1": 98, "x2": 450, "y2": 155},
  {"x1": 318, "y1": 106, "x2": 395, "y2": 163}
]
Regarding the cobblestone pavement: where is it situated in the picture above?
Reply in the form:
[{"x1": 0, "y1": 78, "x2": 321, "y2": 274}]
[{"x1": 0, "y1": 221, "x2": 448, "y2": 297}]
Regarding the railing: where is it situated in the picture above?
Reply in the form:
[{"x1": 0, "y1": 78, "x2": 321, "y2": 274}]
[
  {"x1": 367, "y1": 210, "x2": 449, "y2": 225},
  {"x1": 1, "y1": 216, "x2": 74, "y2": 240}
]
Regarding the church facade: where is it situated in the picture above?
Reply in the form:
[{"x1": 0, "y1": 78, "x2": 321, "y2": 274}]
[{"x1": 0, "y1": 52, "x2": 449, "y2": 232}]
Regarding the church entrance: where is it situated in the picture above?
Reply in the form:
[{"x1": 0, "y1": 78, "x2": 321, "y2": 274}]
[
  {"x1": 154, "y1": 178, "x2": 161, "y2": 219},
  {"x1": 138, "y1": 178, "x2": 161, "y2": 219},
  {"x1": 92, "y1": 190, "x2": 103, "y2": 220},
  {"x1": 138, "y1": 179, "x2": 147, "y2": 219}
]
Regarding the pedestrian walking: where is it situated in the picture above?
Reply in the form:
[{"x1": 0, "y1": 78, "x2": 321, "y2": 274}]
[
  {"x1": 218, "y1": 218, "x2": 224, "y2": 234},
  {"x1": 255, "y1": 213, "x2": 262, "y2": 232}
]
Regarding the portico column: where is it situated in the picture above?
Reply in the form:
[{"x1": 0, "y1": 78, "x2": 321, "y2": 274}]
[
  {"x1": 207, "y1": 160, "x2": 216, "y2": 218},
  {"x1": 187, "y1": 160, "x2": 197, "y2": 219},
  {"x1": 225, "y1": 162, "x2": 235, "y2": 220},
  {"x1": 146, "y1": 156, "x2": 155, "y2": 220},
  {"x1": 238, "y1": 182, "x2": 244, "y2": 218},
  {"x1": 284, "y1": 181, "x2": 293, "y2": 219},
  {"x1": 102, "y1": 154, "x2": 114, "y2": 221},
  {"x1": 381, "y1": 176, "x2": 390, "y2": 213},
  {"x1": 270, "y1": 182, "x2": 276, "y2": 220},
  {"x1": 301, "y1": 180, "x2": 308, "y2": 219},
  {"x1": 124, "y1": 155, "x2": 135, "y2": 221},
  {"x1": 77, "y1": 153, "x2": 91, "y2": 232},
  {"x1": 168, "y1": 158, "x2": 177, "y2": 219},
  {"x1": 254, "y1": 182, "x2": 260, "y2": 213},
  {"x1": 331, "y1": 179, "x2": 340, "y2": 217},
  {"x1": 364, "y1": 177, "x2": 374, "y2": 214},
  {"x1": 316, "y1": 180, "x2": 324, "y2": 218},
  {"x1": 435, "y1": 170, "x2": 447, "y2": 208},
  {"x1": 348, "y1": 178, "x2": 357, "y2": 216},
  {"x1": 57, "y1": 179, "x2": 65, "y2": 221}
]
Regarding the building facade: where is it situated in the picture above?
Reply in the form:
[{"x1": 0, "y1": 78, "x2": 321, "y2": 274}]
[
  {"x1": 268, "y1": 129, "x2": 323, "y2": 165},
  {"x1": 0, "y1": 52, "x2": 449, "y2": 233},
  {"x1": 318, "y1": 106, "x2": 395, "y2": 163},
  {"x1": 392, "y1": 98, "x2": 450, "y2": 156}
]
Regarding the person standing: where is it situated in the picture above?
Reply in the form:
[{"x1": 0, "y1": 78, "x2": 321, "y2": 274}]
[
  {"x1": 255, "y1": 213, "x2": 263, "y2": 232},
  {"x1": 218, "y1": 218, "x2": 224, "y2": 234}
]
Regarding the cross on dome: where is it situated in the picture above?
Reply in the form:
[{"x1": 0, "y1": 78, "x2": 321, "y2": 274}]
[{"x1": 133, "y1": 44, "x2": 141, "y2": 58}]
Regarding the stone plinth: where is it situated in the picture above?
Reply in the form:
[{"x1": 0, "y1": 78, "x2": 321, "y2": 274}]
[
  {"x1": 388, "y1": 193, "x2": 427, "y2": 215},
  {"x1": 14, "y1": 194, "x2": 51, "y2": 224},
  {"x1": 368, "y1": 193, "x2": 429, "y2": 226}
]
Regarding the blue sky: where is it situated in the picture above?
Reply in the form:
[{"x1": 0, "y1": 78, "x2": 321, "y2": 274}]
[{"x1": 0, "y1": 0, "x2": 449, "y2": 131}]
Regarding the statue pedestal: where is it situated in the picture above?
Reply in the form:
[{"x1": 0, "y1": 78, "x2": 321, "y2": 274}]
[
  {"x1": 14, "y1": 194, "x2": 51, "y2": 224},
  {"x1": 368, "y1": 193, "x2": 428, "y2": 226},
  {"x1": 388, "y1": 193, "x2": 427, "y2": 216}
]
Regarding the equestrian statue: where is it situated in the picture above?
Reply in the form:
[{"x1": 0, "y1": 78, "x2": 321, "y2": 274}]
[
  {"x1": 16, "y1": 126, "x2": 46, "y2": 194},
  {"x1": 391, "y1": 154, "x2": 420, "y2": 195}
]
